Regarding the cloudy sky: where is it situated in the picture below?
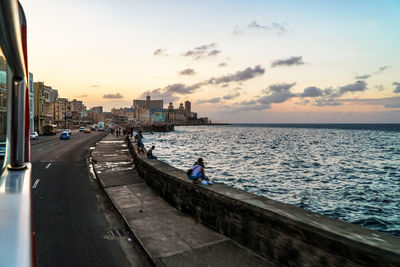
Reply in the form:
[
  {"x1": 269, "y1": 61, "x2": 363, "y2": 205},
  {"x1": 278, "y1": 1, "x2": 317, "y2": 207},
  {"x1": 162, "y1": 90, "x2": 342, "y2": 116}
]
[{"x1": 21, "y1": 0, "x2": 400, "y2": 122}]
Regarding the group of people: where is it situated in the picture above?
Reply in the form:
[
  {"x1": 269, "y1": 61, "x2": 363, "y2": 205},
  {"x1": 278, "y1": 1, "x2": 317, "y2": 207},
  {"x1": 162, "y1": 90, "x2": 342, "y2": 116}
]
[{"x1": 131, "y1": 130, "x2": 212, "y2": 185}]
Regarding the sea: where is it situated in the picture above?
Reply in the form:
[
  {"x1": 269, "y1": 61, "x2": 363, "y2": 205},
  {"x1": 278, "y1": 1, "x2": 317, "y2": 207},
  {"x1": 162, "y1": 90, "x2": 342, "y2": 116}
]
[{"x1": 141, "y1": 124, "x2": 400, "y2": 236}]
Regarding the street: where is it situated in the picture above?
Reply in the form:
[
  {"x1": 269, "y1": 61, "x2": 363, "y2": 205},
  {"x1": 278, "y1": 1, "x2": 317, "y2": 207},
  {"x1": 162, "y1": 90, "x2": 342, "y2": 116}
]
[{"x1": 31, "y1": 130, "x2": 148, "y2": 267}]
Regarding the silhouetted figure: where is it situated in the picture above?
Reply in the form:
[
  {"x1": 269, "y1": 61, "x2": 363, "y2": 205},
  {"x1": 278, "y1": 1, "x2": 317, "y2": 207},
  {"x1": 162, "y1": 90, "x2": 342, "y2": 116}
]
[
  {"x1": 147, "y1": 145, "x2": 157, "y2": 159},
  {"x1": 136, "y1": 130, "x2": 144, "y2": 154}
]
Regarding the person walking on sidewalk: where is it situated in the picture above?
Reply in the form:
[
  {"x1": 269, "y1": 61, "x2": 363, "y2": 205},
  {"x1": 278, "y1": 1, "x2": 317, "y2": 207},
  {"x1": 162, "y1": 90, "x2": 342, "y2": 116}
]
[{"x1": 136, "y1": 130, "x2": 144, "y2": 154}]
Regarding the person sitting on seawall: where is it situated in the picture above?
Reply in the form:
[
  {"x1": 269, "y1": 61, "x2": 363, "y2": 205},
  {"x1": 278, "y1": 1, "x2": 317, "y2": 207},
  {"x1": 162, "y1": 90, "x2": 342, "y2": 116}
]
[
  {"x1": 147, "y1": 145, "x2": 157, "y2": 159},
  {"x1": 136, "y1": 130, "x2": 145, "y2": 154},
  {"x1": 187, "y1": 158, "x2": 213, "y2": 185}
]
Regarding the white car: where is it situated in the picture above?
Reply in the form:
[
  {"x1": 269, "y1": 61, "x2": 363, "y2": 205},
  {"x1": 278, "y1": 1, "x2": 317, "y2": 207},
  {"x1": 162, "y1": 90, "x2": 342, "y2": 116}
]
[
  {"x1": 79, "y1": 126, "x2": 85, "y2": 132},
  {"x1": 30, "y1": 131, "x2": 39, "y2": 140},
  {"x1": 64, "y1": 129, "x2": 72, "y2": 135}
]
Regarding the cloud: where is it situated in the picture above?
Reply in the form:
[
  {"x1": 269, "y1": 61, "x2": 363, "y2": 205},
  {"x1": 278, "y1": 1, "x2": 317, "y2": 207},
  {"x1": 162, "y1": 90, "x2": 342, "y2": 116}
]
[
  {"x1": 393, "y1": 82, "x2": 400, "y2": 93},
  {"x1": 384, "y1": 103, "x2": 400, "y2": 108},
  {"x1": 153, "y1": 48, "x2": 168, "y2": 56},
  {"x1": 196, "y1": 97, "x2": 221, "y2": 104},
  {"x1": 90, "y1": 85, "x2": 100, "y2": 88},
  {"x1": 139, "y1": 89, "x2": 179, "y2": 103},
  {"x1": 374, "y1": 65, "x2": 391, "y2": 74},
  {"x1": 248, "y1": 21, "x2": 287, "y2": 35},
  {"x1": 218, "y1": 62, "x2": 228, "y2": 67},
  {"x1": 355, "y1": 74, "x2": 371, "y2": 80},
  {"x1": 300, "y1": 86, "x2": 324, "y2": 97},
  {"x1": 340, "y1": 96, "x2": 400, "y2": 109},
  {"x1": 314, "y1": 98, "x2": 342, "y2": 106},
  {"x1": 103, "y1": 93, "x2": 123, "y2": 99},
  {"x1": 338, "y1": 80, "x2": 367, "y2": 96},
  {"x1": 375, "y1": 85, "x2": 385, "y2": 91},
  {"x1": 221, "y1": 102, "x2": 271, "y2": 113},
  {"x1": 296, "y1": 100, "x2": 310, "y2": 106},
  {"x1": 240, "y1": 100, "x2": 257, "y2": 105},
  {"x1": 142, "y1": 65, "x2": 264, "y2": 103},
  {"x1": 271, "y1": 56, "x2": 305, "y2": 68},
  {"x1": 164, "y1": 83, "x2": 203, "y2": 95},
  {"x1": 232, "y1": 25, "x2": 243, "y2": 35},
  {"x1": 267, "y1": 83, "x2": 296, "y2": 93},
  {"x1": 354, "y1": 65, "x2": 391, "y2": 80},
  {"x1": 208, "y1": 50, "x2": 221, "y2": 56},
  {"x1": 77, "y1": 94, "x2": 88, "y2": 98},
  {"x1": 182, "y1": 43, "x2": 220, "y2": 60},
  {"x1": 254, "y1": 83, "x2": 297, "y2": 106},
  {"x1": 223, "y1": 92, "x2": 240, "y2": 100},
  {"x1": 311, "y1": 81, "x2": 367, "y2": 106},
  {"x1": 208, "y1": 65, "x2": 265, "y2": 84},
  {"x1": 179, "y1": 68, "x2": 196, "y2": 75}
]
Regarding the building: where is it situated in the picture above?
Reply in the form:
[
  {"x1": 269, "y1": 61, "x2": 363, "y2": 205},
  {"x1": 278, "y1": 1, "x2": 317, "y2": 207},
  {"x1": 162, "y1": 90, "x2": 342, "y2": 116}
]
[
  {"x1": 91, "y1": 106, "x2": 103, "y2": 114},
  {"x1": 55, "y1": 98, "x2": 71, "y2": 125},
  {"x1": 33, "y1": 82, "x2": 57, "y2": 133},
  {"x1": 133, "y1": 95, "x2": 163, "y2": 110},
  {"x1": 49, "y1": 88, "x2": 58, "y2": 121},
  {"x1": 175, "y1": 103, "x2": 185, "y2": 122},
  {"x1": 184, "y1": 100, "x2": 191, "y2": 122},
  {"x1": 71, "y1": 99, "x2": 85, "y2": 112},
  {"x1": 111, "y1": 107, "x2": 126, "y2": 117},
  {"x1": 135, "y1": 107, "x2": 150, "y2": 124},
  {"x1": 29, "y1": 73, "x2": 34, "y2": 131},
  {"x1": 124, "y1": 108, "x2": 136, "y2": 123},
  {"x1": 103, "y1": 112, "x2": 113, "y2": 125}
]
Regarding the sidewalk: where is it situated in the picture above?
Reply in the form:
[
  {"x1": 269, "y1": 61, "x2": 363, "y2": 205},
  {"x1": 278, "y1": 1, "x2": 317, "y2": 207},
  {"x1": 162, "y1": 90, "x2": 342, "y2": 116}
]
[{"x1": 91, "y1": 134, "x2": 273, "y2": 266}]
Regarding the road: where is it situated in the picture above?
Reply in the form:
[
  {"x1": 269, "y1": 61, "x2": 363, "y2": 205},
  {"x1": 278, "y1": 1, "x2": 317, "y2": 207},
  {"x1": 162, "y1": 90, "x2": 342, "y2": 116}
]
[{"x1": 31, "y1": 130, "x2": 148, "y2": 267}]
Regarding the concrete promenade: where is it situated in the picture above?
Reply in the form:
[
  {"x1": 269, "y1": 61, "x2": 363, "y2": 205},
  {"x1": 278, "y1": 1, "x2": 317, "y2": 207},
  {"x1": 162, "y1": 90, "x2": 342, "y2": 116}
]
[{"x1": 91, "y1": 134, "x2": 273, "y2": 266}]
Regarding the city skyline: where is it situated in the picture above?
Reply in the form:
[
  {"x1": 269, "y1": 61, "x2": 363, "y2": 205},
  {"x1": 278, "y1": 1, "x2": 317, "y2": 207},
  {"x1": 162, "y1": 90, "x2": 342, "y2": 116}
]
[{"x1": 21, "y1": 0, "x2": 400, "y2": 122}]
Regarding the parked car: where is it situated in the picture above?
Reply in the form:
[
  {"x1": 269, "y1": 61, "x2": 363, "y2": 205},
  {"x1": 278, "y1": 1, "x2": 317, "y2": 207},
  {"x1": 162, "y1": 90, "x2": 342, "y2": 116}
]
[
  {"x1": 60, "y1": 132, "x2": 70, "y2": 140},
  {"x1": 64, "y1": 129, "x2": 72, "y2": 135},
  {"x1": 30, "y1": 131, "x2": 39, "y2": 140},
  {"x1": 83, "y1": 127, "x2": 91, "y2": 133},
  {"x1": 79, "y1": 126, "x2": 85, "y2": 132}
]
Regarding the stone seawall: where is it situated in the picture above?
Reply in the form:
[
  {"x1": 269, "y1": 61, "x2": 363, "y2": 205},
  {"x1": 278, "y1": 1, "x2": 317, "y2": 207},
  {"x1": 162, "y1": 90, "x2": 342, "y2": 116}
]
[{"x1": 126, "y1": 137, "x2": 400, "y2": 266}]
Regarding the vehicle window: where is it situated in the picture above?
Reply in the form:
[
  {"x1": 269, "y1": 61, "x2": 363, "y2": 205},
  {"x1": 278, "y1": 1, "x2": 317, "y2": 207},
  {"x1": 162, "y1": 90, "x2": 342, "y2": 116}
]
[{"x1": 0, "y1": 48, "x2": 7, "y2": 169}]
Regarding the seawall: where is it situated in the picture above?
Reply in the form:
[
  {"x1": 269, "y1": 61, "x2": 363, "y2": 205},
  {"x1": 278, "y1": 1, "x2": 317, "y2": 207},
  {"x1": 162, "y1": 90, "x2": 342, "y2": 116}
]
[{"x1": 126, "y1": 137, "x2": 400, "y2": 266}]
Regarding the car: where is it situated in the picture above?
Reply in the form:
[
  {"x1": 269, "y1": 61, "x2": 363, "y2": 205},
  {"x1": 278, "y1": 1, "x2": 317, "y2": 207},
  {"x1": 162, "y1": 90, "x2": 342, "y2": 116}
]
[
  {"x1": 60, "y1": 132, "x2": 70, "y2": 140},
  {"x1": 79, "y1": 126, "x2": 85, "y2": 132},
  {"x1": 83, "y1": 127, "x2": 91, "y2": 133},
  {"x1": 90, "y1": 126, "x2": 96, "y2": 131},
  {"x1": 30, "y1": 131, "x2": 39, "y2": 140},
  {"x1": 63, "y1": 129, "x2": 72, "y2": 135}
]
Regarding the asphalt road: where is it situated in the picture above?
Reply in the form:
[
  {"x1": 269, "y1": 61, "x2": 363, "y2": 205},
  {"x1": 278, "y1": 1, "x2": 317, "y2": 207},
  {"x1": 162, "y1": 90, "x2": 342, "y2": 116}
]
[{"x1": 31, "y1": 130, "x2": 148, "y2": 267}]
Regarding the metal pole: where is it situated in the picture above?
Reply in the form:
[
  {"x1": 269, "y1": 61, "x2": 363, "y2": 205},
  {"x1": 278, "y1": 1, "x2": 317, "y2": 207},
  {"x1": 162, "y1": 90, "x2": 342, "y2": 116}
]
[{"x1": 9, "y1": 77, "x2": 25, "y2": 168}]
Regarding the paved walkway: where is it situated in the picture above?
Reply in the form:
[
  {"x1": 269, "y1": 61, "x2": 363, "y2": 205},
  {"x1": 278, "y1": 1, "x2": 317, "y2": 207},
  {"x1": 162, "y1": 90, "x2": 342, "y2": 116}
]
[{"x1": 92, "y1": 134, "x2": 273, "y2": 266}]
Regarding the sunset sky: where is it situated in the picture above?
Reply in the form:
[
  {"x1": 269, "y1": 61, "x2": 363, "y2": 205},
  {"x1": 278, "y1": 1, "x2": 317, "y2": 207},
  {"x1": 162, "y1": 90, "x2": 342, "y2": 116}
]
[{"x1": 20, "y1": 0, "x2": 400, "y2": 122}]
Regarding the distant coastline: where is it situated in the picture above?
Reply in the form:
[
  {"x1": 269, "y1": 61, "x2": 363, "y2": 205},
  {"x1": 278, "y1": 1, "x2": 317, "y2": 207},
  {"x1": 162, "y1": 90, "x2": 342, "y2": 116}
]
[
  {"x1": 177, "y1": 123, "x2": 400, "y2": 131},
  {"x1": 230, "y1": 123, "x2": 400, "y2": 131}
]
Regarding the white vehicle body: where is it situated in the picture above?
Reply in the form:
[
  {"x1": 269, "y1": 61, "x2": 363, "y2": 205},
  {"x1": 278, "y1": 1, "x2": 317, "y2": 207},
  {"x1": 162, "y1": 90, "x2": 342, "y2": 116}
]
[{"x1": 97, "y1": 122, "x2": 105, "y2": 131}]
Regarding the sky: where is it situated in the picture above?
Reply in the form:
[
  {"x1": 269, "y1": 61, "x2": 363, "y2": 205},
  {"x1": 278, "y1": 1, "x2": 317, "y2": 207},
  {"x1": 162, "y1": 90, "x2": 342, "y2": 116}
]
[{"x1": 20, "y1": 0, "x2": 400, "y2": 122}]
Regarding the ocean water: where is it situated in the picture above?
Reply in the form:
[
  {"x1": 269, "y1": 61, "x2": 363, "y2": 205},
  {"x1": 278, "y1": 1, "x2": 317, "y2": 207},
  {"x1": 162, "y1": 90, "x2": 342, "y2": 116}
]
[{"x1": 142, "y1": 124, "x2": 400, "y2": 236}]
